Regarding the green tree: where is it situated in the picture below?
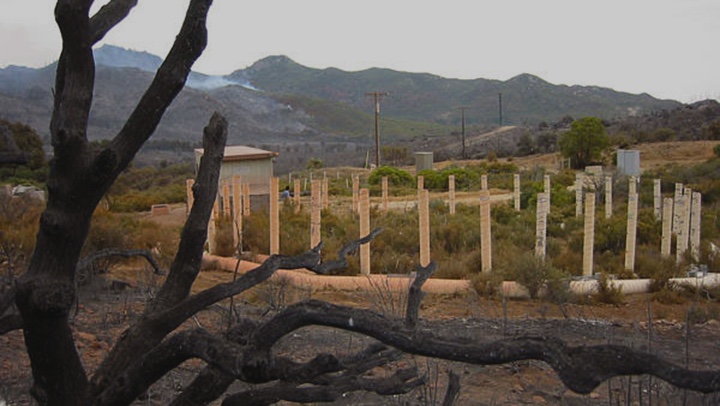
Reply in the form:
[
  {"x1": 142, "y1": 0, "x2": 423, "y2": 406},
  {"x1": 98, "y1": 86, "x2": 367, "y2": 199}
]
[
  {"x1": 0, "y1": 120, "x2": 46, "y2": 170},
  {"x1": 558, "y1": 117, "x2": 609, "y2": 169}
]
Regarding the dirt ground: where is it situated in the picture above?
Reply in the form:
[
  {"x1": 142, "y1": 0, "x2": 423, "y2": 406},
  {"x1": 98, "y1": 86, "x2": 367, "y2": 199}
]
[{"x1": 4, "y1": 264, "x2": 720, "y2": 405}]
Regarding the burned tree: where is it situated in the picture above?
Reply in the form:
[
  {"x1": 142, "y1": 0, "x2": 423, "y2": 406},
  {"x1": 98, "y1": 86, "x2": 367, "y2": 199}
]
[{"x1": 2, "y1": 1, "x2": 720, "y2": 405}]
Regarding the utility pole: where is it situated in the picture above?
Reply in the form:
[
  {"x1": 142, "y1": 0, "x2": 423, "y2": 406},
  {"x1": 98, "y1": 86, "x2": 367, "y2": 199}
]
[
  {"x1": 458, "y1": 106, "x2": 469, "y2": 159},
  {"x1": 366, "y1": 91, "x2": 389, "y2": 168}
]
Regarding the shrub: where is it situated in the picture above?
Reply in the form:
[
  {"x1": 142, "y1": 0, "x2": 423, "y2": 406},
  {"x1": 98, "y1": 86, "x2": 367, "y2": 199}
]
[
  {"x1": 368, "y1": 166, "x2": 414, "y2": 188},
  {"x1": 593, "y1": 273, "x2": 625, "y2": 305}
]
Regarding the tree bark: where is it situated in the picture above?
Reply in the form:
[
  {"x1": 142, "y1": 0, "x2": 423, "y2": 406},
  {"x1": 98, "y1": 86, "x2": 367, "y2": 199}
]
[{"x1": 13, "y1": 1, "x2": 214, "y2": 404}]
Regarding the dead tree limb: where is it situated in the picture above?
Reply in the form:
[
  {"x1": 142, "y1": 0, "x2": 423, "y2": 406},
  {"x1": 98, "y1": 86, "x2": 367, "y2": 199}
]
[
  {"x1": 76, "y1": 248, "x2": 165, "y2": 278},
  {"x1": 251, "y1": 300, "x2": 720, "y2": 395},
  {"x1": 310, "y1": 228, "x2": 382, "y2": 275},
  {"x1": 405, "y1": 260, "x2": 436, "y2": 329}
]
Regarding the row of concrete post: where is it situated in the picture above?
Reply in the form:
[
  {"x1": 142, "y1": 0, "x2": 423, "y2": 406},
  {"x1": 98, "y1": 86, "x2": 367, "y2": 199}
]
[{"x1": 192, "y1": 172, "x2": 703, "y2": 277}]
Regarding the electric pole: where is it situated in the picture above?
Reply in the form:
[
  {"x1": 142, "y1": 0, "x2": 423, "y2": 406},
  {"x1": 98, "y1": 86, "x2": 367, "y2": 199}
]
[
  {"x1": 458, "y1": 106, "x2": 469, "y2": 159},
  {"x1": 366, "y1": 91, "x2": 389, "y2": 168}
]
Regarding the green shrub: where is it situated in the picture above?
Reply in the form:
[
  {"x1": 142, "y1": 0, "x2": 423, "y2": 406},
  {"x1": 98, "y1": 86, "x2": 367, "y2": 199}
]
[
  {"x1": 368, "y1": 166, "x2": 414, "y2": 188},
  {"x1": 593, "y1": 273, "x2": 625, "y2": 305}
]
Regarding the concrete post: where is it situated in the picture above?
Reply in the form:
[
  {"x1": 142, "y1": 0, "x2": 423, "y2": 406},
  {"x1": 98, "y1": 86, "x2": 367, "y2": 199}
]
[
  {"x1": 661, "y1": 197, "x2": 674, "y2": 257},
  {"x1": 480, "y1": 190, "x2": 492, "y2": 273},
  {"x1": 382, "y1": 176, "x2": 389, "y2": 212},
  {"x1": 417, "y1": 175, "x2": 424, "y2": 193},
  {"x1": 359, "y1": 188, "x2": 371, "y2": 275},
  {"x1": 322, "y1": 177, "x2": 329, "y2": 210},
  {"x1": 628, "y1": 176, "x2": 637, "y2": 196},
  {"x1": 690, "y1": 192, "x2": 702, "y2": 262},
  {"x1": 481, "y1": 174, "x2": 488, "y2": 191},
  {"x1": 513, "y1": 174, "x2": 521, "y2": 211},
  {"x1": 232, "y1": 176, "x2": 242, "y2": 251},
  {"x1": 582, "y1": 193, "x2": 596, "y2": 277},
  {"x1": 310, "y1": 180, "x2": 322, "y2": 249},
  {"x1": 418, "y1": 189, "x2": 431, "y2": 267},
  {"x1": 677, "y1": 189, "x2": 692, "y2": 263},
  {"x1": 208, "y1": 199, "x2": 219, "y2": 254},
  {"x1": 293, "y1": 179, "x2": 301, "y2": 213},
  {"x1": 672, "y1": 182, "x2": 683, "y2": 234},
  {"x1": 575, "y1": 173, "x2": 584, "y2": 217},
  {"x1": 624, "y1": 193, "x2": 638, "y2": 272},
  {"x1": 222, "y1": 183, "x2": 231, "y2": 217},
  {"x1": 544, "y1": 174, "x2": 551, "y2": 214},
  {"x1": 535, "y1": 192, "x2": 548, "y2": 259},
  {"x1": 449, "y1": 174, "x2": 456, "y2": 215},
  {"x1": 186, "y1": 179, "x2": 195, "y2": 216},
  {"x1": 675, "y1": 194, "x2": 688, "y2": 263},
  {"x1": 653, "y1": 178, "x2": 662, "y2": 221},
  {"x1": 269, "y1": 177, "x2": 279, "y2": 255},
  {"x1": 604, "y1": 175, "x2": 613, "y2": 219},
  {"x1": 352, "y1": 175, "x2": 359, "y2": 214},
  {"x1": 242, "y1": 183, "x2": 251, "y2": 217}
]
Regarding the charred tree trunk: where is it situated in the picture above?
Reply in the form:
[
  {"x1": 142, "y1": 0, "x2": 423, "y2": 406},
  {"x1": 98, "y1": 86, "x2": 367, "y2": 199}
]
[{"x1": 13, "y1": 1, "x2": 214, "y2": 404}]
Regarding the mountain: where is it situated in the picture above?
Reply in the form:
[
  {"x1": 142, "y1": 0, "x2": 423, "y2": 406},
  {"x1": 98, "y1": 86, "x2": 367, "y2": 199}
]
[
  {"x1": 231, "y1": 55, "x2": 681, "y2": 126},
  {"x1": 0, "y1": 46, "x2": 688, "y2": 170}
]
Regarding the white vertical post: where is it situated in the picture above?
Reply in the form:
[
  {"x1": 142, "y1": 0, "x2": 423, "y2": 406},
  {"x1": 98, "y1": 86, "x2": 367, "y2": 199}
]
[
  {"x1": 672, "y1": 182, "x2": 683, "y2": 235},
  {"x1": 624, "y1": 193, "x2": 638, "y2": 272},
  {"x1": 360, "y1": 188, "x2": 371, "y2": 275},
  {"x1": 513, "y1": 174, "x2": 521, "y2": 211},
  {"x1": 544, "y1": 174, "x2": 551, "y2": 214},
  {"x1": 480, "y1": 190, "x2": 492, "y2": 273},
  {"x1": 232, "y1": 176, "x2": 242, "y2": 252},
  {"x1": 575, "y1": 173, "x2": 584, "y2": 218},
  {"x1": 310, "y1": 180, "x2": 321, "y2": 249},
  {"x1": 449, "y1": 174, "x2": 456, "y2": 215},
  {"x1": 582, "y1": 192, "x2": 596, "y2": 277},
  {"x1": 690, "y1": 192, "x2": 702, "y2": 262},
  {"x1": 269, "y1": 177, "x2": 279, "y2": 255},
  {"x1": 604, "y1": 175, "x2": 613, "y2": 219},
  {"x1": 535, "y1": 192, "x2": 548, "y2": 259},
  {"x1": 653, "y1": 178, "x2": 662, "y2": 221},
  {"x1": 418, "y1": 189, "x2": 431, "y2": 267},
  {"x1": 661, "y1": 197, "x2": 674, "y2": 257},
  {"x1": 382, "y1": 176, "x2": 389, "y2": 212}
]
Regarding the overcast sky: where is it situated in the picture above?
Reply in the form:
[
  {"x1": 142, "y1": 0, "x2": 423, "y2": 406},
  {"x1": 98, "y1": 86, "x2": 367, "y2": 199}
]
[{"x1": 2, "y1": 0, "x2": 719, "y2": 103}]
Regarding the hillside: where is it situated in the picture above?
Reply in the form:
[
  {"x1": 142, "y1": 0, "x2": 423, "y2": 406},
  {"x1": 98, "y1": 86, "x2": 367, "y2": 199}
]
[{"x1": 232, "y1": 55, "x2": 681, "y2": 126}]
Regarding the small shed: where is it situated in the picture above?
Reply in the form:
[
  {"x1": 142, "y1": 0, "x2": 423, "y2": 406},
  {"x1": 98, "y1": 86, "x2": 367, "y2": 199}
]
[
  {"x1": 617, "y1": 149, "x2": 641, "y2": 177},
  {"x1": 194, "y1": 145, "x2": 278, "y2": 196},
  {"x1": 415, "y1": 152, "x2": 433, "y2": 173}
]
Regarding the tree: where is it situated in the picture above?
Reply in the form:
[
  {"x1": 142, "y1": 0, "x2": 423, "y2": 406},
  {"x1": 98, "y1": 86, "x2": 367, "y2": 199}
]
[
  {"x1": 2, "y1": 2, "x2": 720, "y2": 405},
  {"x1": 558, "y1": 116, "x2": 610, "y2": 169}
]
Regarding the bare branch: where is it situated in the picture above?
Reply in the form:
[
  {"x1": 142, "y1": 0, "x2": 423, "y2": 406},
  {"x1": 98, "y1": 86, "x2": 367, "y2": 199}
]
[
  {"x1": 89, "y1": 0, "x2": 138, "y2": 44},
  {"x1": 76, "y1": 248, "x2": 165, "y2": 277},
  {"x1": 308, "y1": 228, "x2": 382, "y2": 275},
  {"x1": 405, "y1": 260, "x2": 436, "y2": 329},
  {"x1": 91, "y1": 112, "x2": 226, "y2": 394},
  {"x1": 251, "y1": 300, "x2": 720, "y2": 395},
  {"x1": 94, "y1": 329, "x2": 247, "y2": 406},
  {"x1": 221, "y1": 367, "x2": 423, "y2": 406},
  {"x1": 105, "y1": 0, "x2": 213, "y2": 174},
  {"x1": 149, "y1": 112, "x2": 227, "y2": 313},
  {"x1": 441, "y1": 370, "x2": 461, "y2": 406}
]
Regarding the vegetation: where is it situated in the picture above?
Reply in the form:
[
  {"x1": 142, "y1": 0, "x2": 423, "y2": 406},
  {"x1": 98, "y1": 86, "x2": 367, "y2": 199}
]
[
  {"x1": 0, "y1": 119, "x2": 48, "y2": 185},
  {"x1": 558, "y1": 116, "x2": 610, "y2": 169}
]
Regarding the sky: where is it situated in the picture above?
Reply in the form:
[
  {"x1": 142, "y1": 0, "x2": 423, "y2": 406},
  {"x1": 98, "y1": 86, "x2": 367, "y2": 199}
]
[{"x1": 1, "y1": 0, "x2": 719, "y2": 103}]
